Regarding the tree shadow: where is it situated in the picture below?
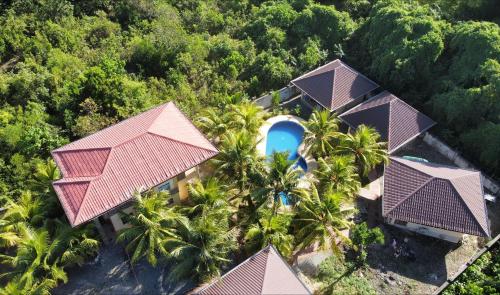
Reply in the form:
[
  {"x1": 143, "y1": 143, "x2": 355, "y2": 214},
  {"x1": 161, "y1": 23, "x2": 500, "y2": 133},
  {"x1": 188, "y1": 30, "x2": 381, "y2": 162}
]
[{"x1": 366, "y1": 225, "x2": 455, "y2": 287}]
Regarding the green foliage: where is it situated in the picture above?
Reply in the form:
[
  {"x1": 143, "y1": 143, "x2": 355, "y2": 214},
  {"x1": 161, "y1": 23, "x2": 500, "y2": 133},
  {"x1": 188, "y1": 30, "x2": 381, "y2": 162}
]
[
  {"x1": 350, "y1": 223, "x2": 384, "y2": 264},
  {"x1": 117, "y1": 190, "x2": 188, "y2": 266},
  {"x1": 303, "y1": 109, "x2": 341, "y2": 159},
  {"x1": 363, "y1": 0, "x2": 448, "y2": 92},
  {"x1": 317, "y1": 254, "x2": 377, "y2": 295},
  {"x1": 443, "y1": 243, "x2": 500, "y2": 295}
]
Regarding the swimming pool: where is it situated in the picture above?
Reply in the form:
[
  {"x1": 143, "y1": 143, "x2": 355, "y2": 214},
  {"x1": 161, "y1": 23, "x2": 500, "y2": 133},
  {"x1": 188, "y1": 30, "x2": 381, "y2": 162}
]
[{"x1": 265, "y1": 121, "x2": 308, "y2": 172}]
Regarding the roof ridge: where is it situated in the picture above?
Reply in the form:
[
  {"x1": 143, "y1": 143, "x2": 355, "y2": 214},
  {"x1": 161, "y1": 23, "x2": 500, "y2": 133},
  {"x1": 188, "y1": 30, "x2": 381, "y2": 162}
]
[
  {"x1": 266, "y1": 245, "x2": 312, "y2": 294},
  {"x1": 340, "y1": 91, "x2": 390, "y2": 116},
  {"x1": 291, "y1": 59, "x2": 340, "y2": 82},
  {"x1": 384, "y1": 176, "x2": 433, "y2": 216},
  {"x1": 387, "y1": 99, "x2": 394, "y2": 150},
  {"x1": 338, "y1": 62, "x2": 379, "y2": 88},
  {"x1": 331, "y1": 68, "x2": 337, "y2": 109},
  {"x1": 146, "y1": 132, "x2": 218, "y2": 153},
  {"x1": 53, "y1": 102, "x2": 172, "y2": 152},
  {"x1": 70, "y1": 179, "x2": 93, "y2": 225},
  {"x1": 197, "y1": 245, "x2": 272, "y2": 294},
  {"x1": 71, "y1": 146, "x2": 116, "y2": 225},
  {"x1": 448, "y1": 177, "x2": 490, "y2": 236}
]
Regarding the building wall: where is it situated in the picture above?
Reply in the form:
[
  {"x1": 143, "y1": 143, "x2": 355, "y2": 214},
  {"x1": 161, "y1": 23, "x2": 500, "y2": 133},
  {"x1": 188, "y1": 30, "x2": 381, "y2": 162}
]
[
  {"x1": 108, "y1": 166, "x2": 200, "y2": 232},
  {"x1": 387, "y1": 219, "x2": 464, "y2": 243}
]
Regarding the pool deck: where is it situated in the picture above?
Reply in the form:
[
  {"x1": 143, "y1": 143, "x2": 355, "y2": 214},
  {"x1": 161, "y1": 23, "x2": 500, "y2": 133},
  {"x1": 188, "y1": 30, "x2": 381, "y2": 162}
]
[{"x1": 257, "y1": 115, "x2": 317, "y2": 187}]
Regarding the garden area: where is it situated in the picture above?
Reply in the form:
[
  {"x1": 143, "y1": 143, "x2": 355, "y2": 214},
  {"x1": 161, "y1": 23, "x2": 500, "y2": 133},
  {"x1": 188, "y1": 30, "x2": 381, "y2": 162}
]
[{"x1": 0, "y1": 0, "x2": 499, "y2": 294}]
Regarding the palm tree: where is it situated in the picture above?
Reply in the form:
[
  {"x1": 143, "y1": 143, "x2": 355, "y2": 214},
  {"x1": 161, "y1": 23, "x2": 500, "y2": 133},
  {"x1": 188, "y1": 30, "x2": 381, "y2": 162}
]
[
  {"x1": 212, "y1": 130, "x2": 264, "y2": 208},
  {"x1": 166, "y1": 212, "x2": 238, "y2": 283},
  {"x1": 315, "y1": 156, "x2": 361, "y2": 197},
  {"x1": 0, "y1": 191, "x2": 45, "y2": 226},
  {"x1": 229, "y1": 100, "x2": 265, "y2": 136},
  {"x1": 185, "y1": 177, "x2": 235, "y2": 217},
  {"x1": 196, "y1": 107, "x2": 229, "y2": 143},
  {"x1": 0, "y1": 227, "x2": 68, "y2": 292},
  {"x1": 116, "y1": 190, "x2": 188, "y2": 266},
  {"x1": 45, "y1": 219, "x2": 99, "y2": 268},
  {"x1": 303, "y1": 109, "x2": 341, "y2": 158},
  {"x1": 244, "y1": 209, "x2": 294, "y2": 258},
  {"x1": 294, "y1": 184, "x2": 355, "y2": 254},
  {"x1": 252, "y1": 152, "x2": 301, "y2": 215},
  {"x1": 30, "y1": 159, "x2": 62, "y2": 216},
  {"x1": 336, "y1": 125, "x2": 389, "y2": 177}
]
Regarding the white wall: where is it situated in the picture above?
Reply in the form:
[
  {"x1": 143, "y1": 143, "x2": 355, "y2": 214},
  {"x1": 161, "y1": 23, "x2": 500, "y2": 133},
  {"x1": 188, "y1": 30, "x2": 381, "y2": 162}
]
[{"x1": 388, "y1": 220, "x2": 464, "y2": 243}]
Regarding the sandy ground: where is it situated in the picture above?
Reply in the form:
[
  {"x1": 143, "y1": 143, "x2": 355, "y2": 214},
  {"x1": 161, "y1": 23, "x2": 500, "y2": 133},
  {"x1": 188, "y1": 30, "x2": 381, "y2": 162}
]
[{"x1": 53, "y1": 244, "x2": 194, "y2": 295}]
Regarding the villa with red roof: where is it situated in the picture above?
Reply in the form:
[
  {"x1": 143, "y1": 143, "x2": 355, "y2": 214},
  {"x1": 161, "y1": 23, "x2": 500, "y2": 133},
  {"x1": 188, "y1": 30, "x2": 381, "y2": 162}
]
[{"x1": 52, "y1": 102, "x2": 218, "y2": 231}]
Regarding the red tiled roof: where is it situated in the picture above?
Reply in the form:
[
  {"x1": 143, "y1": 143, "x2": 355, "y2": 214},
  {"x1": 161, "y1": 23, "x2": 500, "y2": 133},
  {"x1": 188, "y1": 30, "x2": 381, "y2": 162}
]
[
  {"x1": 52, "y1": 102, "x2": 218, "y2": 227},
  {"x1": 383, "y1": 157, "x2": 490, "y2": 237},
  {"x1": 291, "y1": 60, "x2": 379, "y2": 111},
  {"x1": 340, "y1": 91, "x2": 436, "y2": 153},
  {"x1": 197, "y1": 245, "x2": 311, "y2": 295}
]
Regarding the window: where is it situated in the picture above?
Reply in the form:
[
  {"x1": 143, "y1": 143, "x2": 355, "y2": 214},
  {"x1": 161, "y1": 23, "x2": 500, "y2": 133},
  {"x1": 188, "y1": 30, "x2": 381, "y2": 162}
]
[{"x1": 157, "y1": 180, "x2": 172, "y2": 192}]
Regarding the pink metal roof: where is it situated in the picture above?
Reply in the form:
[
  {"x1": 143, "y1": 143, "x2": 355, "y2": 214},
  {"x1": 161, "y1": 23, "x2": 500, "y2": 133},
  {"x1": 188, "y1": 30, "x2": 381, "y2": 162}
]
[
  {"x1": 197, "y1": 245, "x2": 311, "y2": 295},
  {"x1": 291, "y1": 60, "x2": 379, "y2": 111},
  {"x1": 340, "y1": 91, "x2": 436, "y2": 153},
  {"x1": 383, "y1": 157, "x2": 490, "y2": 237},
  {"x1": 52, "y1": 102, "x2": 218, "y2": 227}
]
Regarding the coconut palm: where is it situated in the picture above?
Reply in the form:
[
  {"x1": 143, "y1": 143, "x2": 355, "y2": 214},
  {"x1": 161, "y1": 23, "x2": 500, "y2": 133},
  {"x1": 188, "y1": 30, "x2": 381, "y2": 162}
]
[
  {"x1": 229, "y1": 100, "x2": 265, "y2": 136},
  {"x1": 244, "y1": 209, "x2": 294, "y2": 258},
  {"x1": 252, "y1": 152, "x2": 302, "y2": 215},
  {"x1": 116, "y1": 190, "x2": 188, "y2": 266},
  {"x1": 166, "y1": 212, "x2": 238, "y2": 283},
  {"x1": 196, "y1": 107, "x2": 229, "y2": 142},
  {"x1": 315, "y1": 156, "x2": 361, "y2": 197},
  {"x1": 294, "y1": 184, "x2": 355, "y2": 253},
  {"x1": 185, "y1": 177, "x2": 235, "y2": 217},
  {"x1": 30, "y1": 159, "x2": 62, "y2": 216},
  {"x1": 0, "y1": 191, "x2": 45, "y2": 226},
  {"x1": 0, "y1": 227, "x2": 68, "y2": 292},
  {"x1": 336, "y1": 125, "x2": 389, "y2": 177},
  {"x1": 303, "y1": 109, "x2": 341, "y2": 158},
  {"x1": 45, "y1": 219, "x2": 99, "y2": 268},
  {"x1": 212, "y1": 130, "x2": 264, "y2": 208}
]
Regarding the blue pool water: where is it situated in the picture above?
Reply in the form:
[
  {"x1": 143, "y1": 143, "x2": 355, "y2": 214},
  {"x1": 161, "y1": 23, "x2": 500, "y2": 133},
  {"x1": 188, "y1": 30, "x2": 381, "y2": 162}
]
[{"x1": 265, "y1": 121, "x2": 308, "y2": 172}]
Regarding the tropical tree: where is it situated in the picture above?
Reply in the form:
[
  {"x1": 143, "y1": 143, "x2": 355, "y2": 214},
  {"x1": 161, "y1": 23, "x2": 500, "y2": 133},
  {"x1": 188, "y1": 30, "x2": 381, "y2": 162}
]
[
  {"x1": 166, "y1": 212, "x2": 237, "y2": 283},
  {"x1": 336, "y1": 125, "x2": 388, "y2": 177},
  {"x1": 0, "y1": 228, "x2": 68, "y2": 293},
  {"x1": 350, "y1": 222, "x2": 385, "y2": 265},
  {"x1": 229, "y1": 100, "x2": 265, "y2": 136},
  {"x1": 315, "y1": 155, "x2": 361, "y2": 197},
  {"x1": 0, "y1": 191, "x2": 45, "y2": 228},
  {"x1": 186, "y1": 177, "x2": 234, "y2": 217},
  {"x1": 294, "y1": 184, "x2": 355, "y2": 253},
  {"x1": 116, "y1": 190, "x2": 188, "y2": 266},
  {"x1": 244, "y1": 209, "x2": 294, "y2": 258},
  {"x1": 45, "y1": 219, "x2": 99, "y2": 268},
  {"x1": 303, "y1": 109, "x2": 341, "y2": 158},
  {"x1": 252, "y1": 152, "x2": 301, "y2": 215},
  {"x1": 212, "y1": 130, "x2": 264, "y2": 208},
  {"x1": 195, "y1": 107, "x2": 229, "y2": 142}
]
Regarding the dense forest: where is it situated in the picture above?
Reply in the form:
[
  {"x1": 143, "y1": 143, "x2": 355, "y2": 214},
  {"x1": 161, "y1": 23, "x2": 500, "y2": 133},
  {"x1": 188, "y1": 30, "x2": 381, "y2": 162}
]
[{"x1": 0, "y1": 0, "x2": 499, "y2": 293}]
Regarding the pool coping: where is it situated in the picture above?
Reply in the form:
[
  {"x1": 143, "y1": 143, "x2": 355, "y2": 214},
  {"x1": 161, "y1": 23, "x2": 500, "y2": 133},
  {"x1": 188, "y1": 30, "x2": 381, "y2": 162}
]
[{"x1": 257, "y1": 115, "x2": 317, "y2": 182}]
